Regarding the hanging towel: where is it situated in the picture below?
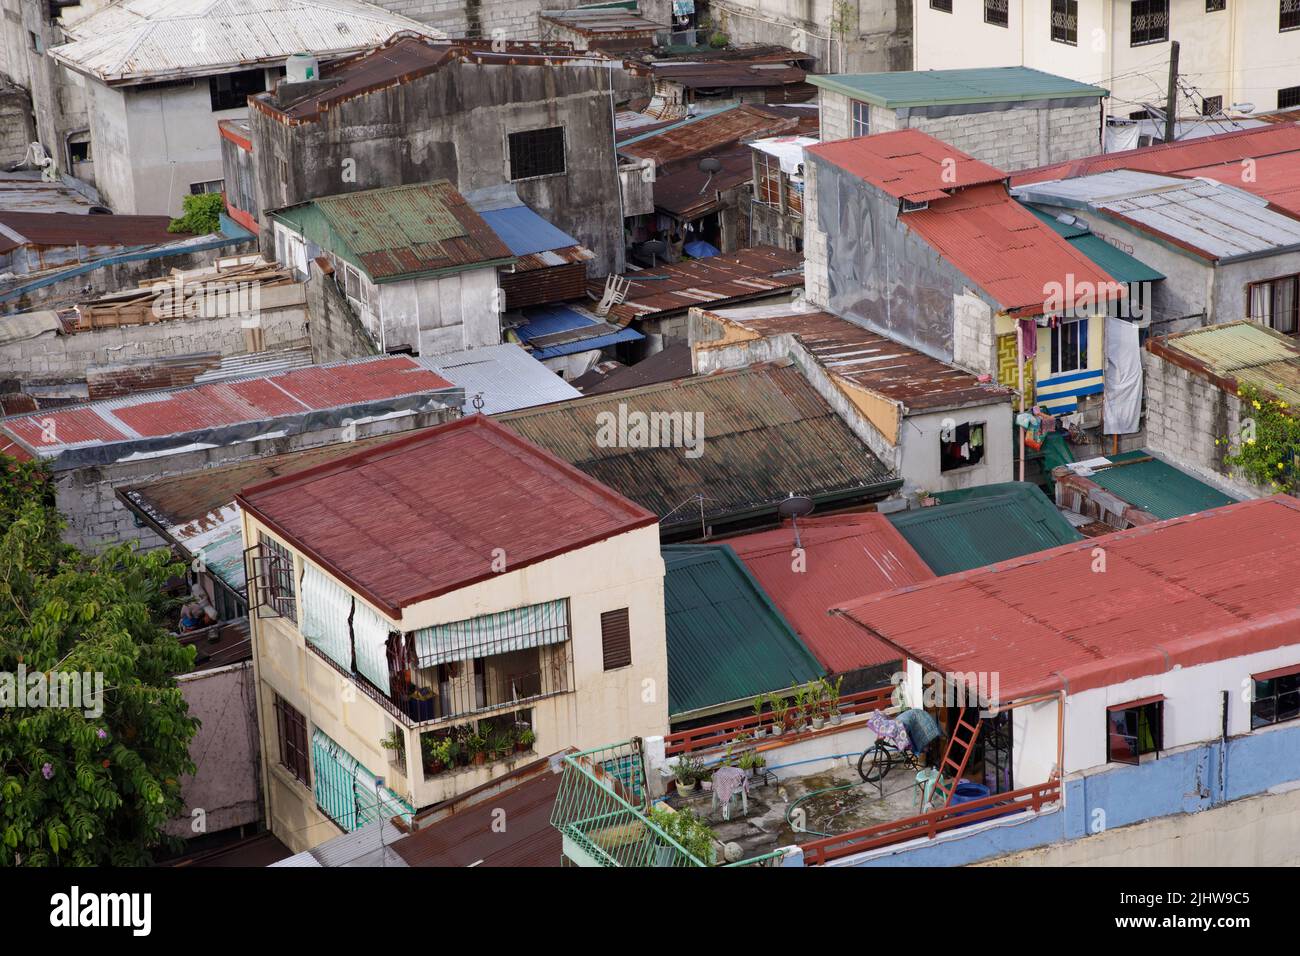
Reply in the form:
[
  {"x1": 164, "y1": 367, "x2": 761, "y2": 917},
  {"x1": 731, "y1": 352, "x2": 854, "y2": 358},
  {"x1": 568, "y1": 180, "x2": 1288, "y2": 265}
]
[{"x1": 1103, "y1": 316, "x2": 1142, "y2": 434}]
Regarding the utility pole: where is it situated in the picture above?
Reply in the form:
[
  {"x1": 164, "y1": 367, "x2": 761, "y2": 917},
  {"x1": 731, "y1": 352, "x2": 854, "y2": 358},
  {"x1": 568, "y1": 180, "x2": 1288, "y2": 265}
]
[{"x1": 1164, "y1": 40, "x2": 1180, "y2": 143}]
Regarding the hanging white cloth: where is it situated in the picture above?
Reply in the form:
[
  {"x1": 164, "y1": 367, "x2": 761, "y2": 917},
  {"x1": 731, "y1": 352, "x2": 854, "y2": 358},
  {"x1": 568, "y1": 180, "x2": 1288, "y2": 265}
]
[
  {"x1": 1103, "y1": 316, "x2": 1143, "y2": 434},
  {"x1": 353, "y1": 600, "x2": 393, "y2": 696},
  {"x1": 300, "y1": 563, "x2": 353, "y2": 670}
]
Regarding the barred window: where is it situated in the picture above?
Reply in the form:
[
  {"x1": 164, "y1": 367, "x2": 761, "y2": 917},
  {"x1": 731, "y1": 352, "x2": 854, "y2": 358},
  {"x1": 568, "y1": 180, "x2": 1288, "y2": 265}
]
[
  {"x1": 930, "y1": 0, "x2": 952, "y2": 11},
  {"x1": 1051, "y1": 0, "x2": 1078, "y2": 45},
  {"x1": 1252, "y1": 667, "x2": 1300, "y2": 728},
  {"x1": 1206, "y1": 0, "x2": 1225, "y2": 11},
  {"x1": 1280, "y1": 85, "x2": 1300, "y2": 109},
  {"x1": 985, "y1": 0, "x2": 1009, "y2": 27},
  {"x1": 274, "y1": 694, "x2": 310, "y2": 787},
  {"x1": 755, "y1": 151, "x2": 781, "y2": 207},
  {"x1": 508, "y1": 126, "x2": 566, "y2": 181},
  {"x1": 1201, "y1": 94, "x2": 1223, "y2": 116},
  {"x1": 254, "y1": 531, "x2": 297, "y2": 623},
  {"x1": 1284, "y1": 0, "x2": 1300, "y2": 32},
  {"x1": 1131, "y1": 0, "x2": 1169, "y2": 46}
]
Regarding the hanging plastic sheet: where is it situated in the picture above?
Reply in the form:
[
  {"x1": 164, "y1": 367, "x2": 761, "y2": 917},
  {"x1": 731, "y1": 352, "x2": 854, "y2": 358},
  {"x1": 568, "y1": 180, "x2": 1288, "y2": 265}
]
[
  {"x1": 1103, "y1": 316, "x2": 1142, "y2": 434},
  {"x1": 353, "y1": 601, "x2": 393, "y2": 696},
  {"x1": 300, "y1": 563, "x2": 353, "y2": 671}
]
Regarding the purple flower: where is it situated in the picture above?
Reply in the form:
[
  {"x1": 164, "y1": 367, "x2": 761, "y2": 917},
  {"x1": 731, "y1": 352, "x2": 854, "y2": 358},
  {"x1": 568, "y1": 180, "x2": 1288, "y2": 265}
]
[
  {"x1": 41, "y1": 763, "x2": 53, "y2": 780},
  {"x1": 96, "y1": 729, "x2": 107, "y2": 740}
]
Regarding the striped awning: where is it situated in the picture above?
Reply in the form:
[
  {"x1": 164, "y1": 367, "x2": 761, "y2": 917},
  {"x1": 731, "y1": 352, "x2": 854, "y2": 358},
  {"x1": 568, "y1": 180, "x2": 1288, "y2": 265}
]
[
  {"x1": 301, "y1": 563, "x2": 353, "y2": 671},
  {"x1": 1036, "y1": 367, "x2": 1104, "y2": 415},
  {"x1": 412, "y1": 599, "x2": 570, "y2": 667},
  {"x1": 312, "y1": 730, "x2": 412, "y2": 834}
]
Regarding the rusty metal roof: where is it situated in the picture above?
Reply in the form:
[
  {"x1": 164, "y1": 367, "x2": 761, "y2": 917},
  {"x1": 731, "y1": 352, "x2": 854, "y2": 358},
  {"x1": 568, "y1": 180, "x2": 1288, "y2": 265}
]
[
  {"x1": 279, "y1": 182, "x2": 514, "y2": 281},
  {"x1": 495, "y1": 361, "x2": 899, "y2": 535},
  {"x1": 836, "y1": 496, "x2": 1300, "y2": 701},
  {"x1": 618, "y1": 103, "x2": 800, "y2": 167},
  {"x1": 1146, "y1": 320, "x2": 1300, "y2": 408},
  {"x1": 0, "y1": 211, "x2": 183, "y2": 248},
  {"x1": 652, "y1": 145, "x2": 754, "y2": 218},
  {"x1": 699, "y1": 306, "x2": 1015, "y2": 412},
  {"x1": 808, "y1": 129, "x2": 1007, "y2": 203},
  {"x1": 595, "y1": 246, "x2": 804, "y2": 325},
  {"x1": 649, "y1": 60, "x2": 808, "y2": 90},
  {"x1": 541, "y1": 8, "x2": 666, "y2": 35},
  {"x1": 238, "y1": 415, "x2": 658, "y2": 617},
  {"x1": 50, "y1": 0, "x2": 442, "y2": 85}
]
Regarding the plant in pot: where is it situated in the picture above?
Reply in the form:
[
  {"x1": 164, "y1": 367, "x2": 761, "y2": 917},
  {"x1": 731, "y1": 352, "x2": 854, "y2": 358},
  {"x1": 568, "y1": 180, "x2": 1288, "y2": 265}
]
[
  {"x1": 491, "y1": 731, "x2": 513, "y2": 761},
  {"x1": 650, "y1": 806, "x2": 718, "y2": 866},
  {"x1": 517, "y1": 728, "x2": 536, "y2": 752},
  {"x1": 826, "y1": 676, "x2": 844, "y2": 725},
  {"x1": 468, "y1": 732, "x2": 488, "y2": 766},
  {"x1": 673, "y1": 754, "x2": 704, "y2": 795},
  {"x1": 738, "y1": 749, "x2": 766, "y2": 779},
  {"x1": 421, "y1": 736, "x2": 444, "y2": 775},
  {"x1": 805, "y1": 683, "x2": 826, "y2": 731},
  {"x1": 768, "y1": 693, "x2": 789, "y2": 736},
  {"x1": 751, "y1": 698, "x2": 767, "y2": 736}
]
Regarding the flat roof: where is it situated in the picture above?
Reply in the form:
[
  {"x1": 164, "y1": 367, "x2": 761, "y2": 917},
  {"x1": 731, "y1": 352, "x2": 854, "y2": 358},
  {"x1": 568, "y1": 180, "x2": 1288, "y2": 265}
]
[
  {"x1": 1145, "y1": 320, "x2": 1300, "y2": 408},
  {"x1": 725, "y1": 514, "x2": 934, "y2": 674},
  {"x1": 808, "y1": 66, "x2": 1107, "y2": 109},
  {"x1": 238, "y1": 415, "x2": 658, "y2": 618},
  {"x1": 1013, "y1": 171, "x2": 1300, "y2": 262},
  {"x1": 836, "y1": 496, "x2": 1300, "y2": 701},
  {"x1": 0, "y1": 355, "x2": 457, "y2": 469}
]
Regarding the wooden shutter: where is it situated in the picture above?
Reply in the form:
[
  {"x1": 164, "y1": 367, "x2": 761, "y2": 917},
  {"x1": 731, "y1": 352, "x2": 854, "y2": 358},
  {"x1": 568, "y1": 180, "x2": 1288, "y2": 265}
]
[{"x1": 600, "y1": 608, "x2": 631, "y2": 671}]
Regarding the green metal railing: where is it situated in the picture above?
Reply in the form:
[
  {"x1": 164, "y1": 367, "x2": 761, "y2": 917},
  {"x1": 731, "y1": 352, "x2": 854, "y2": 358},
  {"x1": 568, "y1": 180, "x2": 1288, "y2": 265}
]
[{"x1": 550, "y1": 741, "x2": 706, "y2": 867}]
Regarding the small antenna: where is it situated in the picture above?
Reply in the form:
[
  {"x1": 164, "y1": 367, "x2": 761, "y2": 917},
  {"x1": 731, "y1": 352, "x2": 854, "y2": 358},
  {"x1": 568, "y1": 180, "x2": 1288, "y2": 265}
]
[{"x1": 777, "y1": 493, "x2": 814, "y2": 550}]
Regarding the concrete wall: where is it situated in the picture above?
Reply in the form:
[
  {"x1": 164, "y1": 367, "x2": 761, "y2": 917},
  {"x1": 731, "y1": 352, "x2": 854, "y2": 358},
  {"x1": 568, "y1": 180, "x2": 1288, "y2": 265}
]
[
  {"x1": 370, "y1": 0, "x2": 592, "y2": 39},
  {"x1": 378, "y1": 267, "x2": 502, "y2": 356},
  {"x1": 305, "y1": 263, "x2": 380, "y2": 363},
  {"x1": 707, "y1": 0, "x2": 912, "y2": 74},
  {"x1": 166, "y1": 660, "x2": 262, "y2": 840},
  {"x1": 818, "y1": 90, "x2": 1102, "y2": 173},
  {"x1": 247, "y1": 512, "x2": 670, "y2": 853},
  {"x1": 0, "y1": 80, "x2": 34, "y2": 166},
  {"x1": 0, "y1": 283, "x2": 309, "y2": 384},
  {"x1": 249, "y1": 58, "x2": 646, "y2": 276},
  {"x1": 1141, "y1": 348, "x2": 1265, "y2": 499}
]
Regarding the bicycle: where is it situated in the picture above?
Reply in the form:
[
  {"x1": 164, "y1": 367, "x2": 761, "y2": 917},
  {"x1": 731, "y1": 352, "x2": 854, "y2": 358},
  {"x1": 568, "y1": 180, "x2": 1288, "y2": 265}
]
[{"x1": 856, "y1": 738, "x2": 922, "y2": 785}]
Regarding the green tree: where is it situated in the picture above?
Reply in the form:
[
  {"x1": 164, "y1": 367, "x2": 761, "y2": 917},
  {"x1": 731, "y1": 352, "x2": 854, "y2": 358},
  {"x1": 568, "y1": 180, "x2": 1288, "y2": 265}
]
[
  {"x1": 0, "y1": 457, "x2": 198, "y2": 866},
  {"x1": 168, "y1": 192, "x2": 224, "y2": 234}
]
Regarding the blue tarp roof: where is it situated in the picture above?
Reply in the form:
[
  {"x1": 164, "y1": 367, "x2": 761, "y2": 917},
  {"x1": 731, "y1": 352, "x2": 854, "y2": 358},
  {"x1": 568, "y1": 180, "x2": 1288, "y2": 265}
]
[
  {"x1": 477, "y1": 205, "x2": 580, "y2": 257},
  {"x1": 513, "y1": 304, "x2": 643, "y2": 359}
]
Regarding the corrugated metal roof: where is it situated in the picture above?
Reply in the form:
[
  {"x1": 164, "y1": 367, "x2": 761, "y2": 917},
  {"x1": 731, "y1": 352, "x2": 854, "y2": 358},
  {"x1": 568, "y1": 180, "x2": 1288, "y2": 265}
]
[
  {"x1": 277, "y1": 182, "x2": 513, "y2": 282},
  {"x1": 511, "y1": 304, "x2": 645, "y2": 359},
  {"x1": 808, "y1": 130, "x2": 1007, "y2": 202},
  {"x1": 495, "y1": 362, "x2": 899, "y2": 534},
  {"x1": 651, "y1": 145, "x2": 754, "y2": 218},
  {"x1": 887, "y1": 482, "x2": 1083, "y2": 576},
  {"x1": 475, "y1": 205, "x2": 580, "y2": 257},
  {"x1": 0, "y1": 211, "x2": 183, "y2": 247},
  {"x1": 650, "y1": 61, "x2": 808, "y2": 90},
  {"x1": 1013, "y1": 171, "x2": 1300, "y2": 261},
  {"x1": 425, "y1": 344, "x2": 581, "y2": 415},
  {"x1": 0, "y1": 354, "x2": 455, "y2": 466},
  {"x1": 807, "y1": 66, "x2": 1108, "y2": 109},
  {"x1": 541, "y1": 8, "x2": 665, "y2": 34},
  {"x1": 836, "y1": 496, "x2": 1300, "y2": 701},
  {"x1": 618, "y1": 104, "x2": 799, "y2": 166},
  {"x1": 238, "y1": 415, "x2": 658, "y2": 617},
  {"x1": 573, "y1": 343, "x2": 693, "y2": 395},
  {"x1": 1086, "y1": 451, "x2": 1236, "y2": 520},
  {"x1": 1024, "y1": 206, "x2": 1165, "y2": 283},
  {"x1": 597, "y1": 245, "x2": 804, "y2": 325},
  {"x1": 51, "y1": 0, "x2": 442, "y2": 84},
  {"x1": 662, "y1": 544, "x2": 822, "y2": 715},
  {"x1": 1145, "y1": 320, "x2": 1300, "y2": 407},
  {"x1": 725, "y1": 514, "x2": 934, "y2": 674},
  {"x1": 700, "y1": 305, "x2": 1016, "y2": 411}
]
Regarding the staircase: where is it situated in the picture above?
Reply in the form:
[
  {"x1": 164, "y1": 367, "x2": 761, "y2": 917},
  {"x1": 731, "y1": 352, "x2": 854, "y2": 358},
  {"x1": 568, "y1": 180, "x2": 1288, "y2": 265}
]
[{"x1": 933, "y1": 714, "x2": 983, "y2": 808}]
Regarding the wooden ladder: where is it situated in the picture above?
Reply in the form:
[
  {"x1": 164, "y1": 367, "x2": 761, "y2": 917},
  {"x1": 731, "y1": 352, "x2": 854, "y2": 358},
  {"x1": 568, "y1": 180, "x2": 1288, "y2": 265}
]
[{"x1": 933, "y1": 714, "x2": 983, "y2": 808}]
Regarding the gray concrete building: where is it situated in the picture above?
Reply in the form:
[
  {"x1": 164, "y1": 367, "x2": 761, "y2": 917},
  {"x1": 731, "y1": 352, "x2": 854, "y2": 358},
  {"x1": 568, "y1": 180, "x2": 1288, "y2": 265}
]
[
  {"x1": 809, "y1": 66, "x2": 1106, "y2": 173},
  {"x1": 703, "y1": 0, "x2": 912, "y2": 74}
]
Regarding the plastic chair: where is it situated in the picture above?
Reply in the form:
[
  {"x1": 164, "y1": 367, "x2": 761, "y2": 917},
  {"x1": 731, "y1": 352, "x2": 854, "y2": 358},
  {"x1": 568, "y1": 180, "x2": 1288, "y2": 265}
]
[{"x1": 914, "y1": 768, "x2": 941, "y2": 811}]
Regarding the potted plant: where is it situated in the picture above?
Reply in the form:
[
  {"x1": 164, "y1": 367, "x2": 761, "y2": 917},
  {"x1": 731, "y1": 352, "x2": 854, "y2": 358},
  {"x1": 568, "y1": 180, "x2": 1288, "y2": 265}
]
[
  {"x1": 805, "y1": 683, "x2": 826, "y2": 731},
  {"x1": 673, "y1": 754, "x2": 704, "y2": 795},
  {"x1": 421, "y1": 736, "x2": 443, "y2": 775},
  {"x1": 768, "y1": 693, "x2": 789, "y2": 736},
  {"x1": 517, "y1": 728, "x2": 536, "y2": 752},
  {"x1": 650, "y1": 806, "x2": 718, "y2": 866},
  {"x1": 826, "y1": 676, "x2": 844, "y2": 726},
  {"x1": 751, "y1": 698, "x2": 767, "y2": 737},
  {"x1": 491, "y1": 731, "x2": 513, "y2": 760},
  {"x1": 381, "y1": 729, "x2": 404, "y2": 753},
  {"x1": 738, "y1": 750, "x2": 766, "y2": 780},
  {"x1": 468, "y1": 732, "x2": 488, "y2": 766}
]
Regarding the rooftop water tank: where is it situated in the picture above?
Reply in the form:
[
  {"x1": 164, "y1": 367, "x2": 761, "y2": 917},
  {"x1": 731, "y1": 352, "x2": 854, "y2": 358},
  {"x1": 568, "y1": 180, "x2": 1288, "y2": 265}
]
[{"x1": 286, "y1": 53, "x2": 320, "y2": 84}]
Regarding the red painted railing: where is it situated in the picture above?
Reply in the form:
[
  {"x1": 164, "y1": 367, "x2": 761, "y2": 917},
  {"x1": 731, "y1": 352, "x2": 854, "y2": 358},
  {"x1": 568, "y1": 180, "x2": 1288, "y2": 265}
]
[
  {"x1": 664, "y1": 686, "x2": 894, "y2": 756},
  {"x1": 800, "y1": 778, "x2": 1061, "y2": 865}
]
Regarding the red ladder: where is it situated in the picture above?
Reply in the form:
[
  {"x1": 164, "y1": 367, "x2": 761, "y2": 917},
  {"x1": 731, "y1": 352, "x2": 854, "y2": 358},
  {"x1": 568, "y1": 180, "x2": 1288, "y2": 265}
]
[{"x1": 933, "y1": 714, "x2": 983, "y2": 807}]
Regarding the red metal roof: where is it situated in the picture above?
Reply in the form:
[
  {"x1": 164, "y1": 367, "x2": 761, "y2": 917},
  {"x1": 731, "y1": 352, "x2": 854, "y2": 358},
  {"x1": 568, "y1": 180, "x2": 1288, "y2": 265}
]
[
  {"x1": 237, "y1": 415, "x2": 658, "y2": 617},
  {"x1": 0, "y1": 355, "x2": 452, "y2": 458},
  {"x1": 1013, "y1": 122, "x2": 1300, "y2": 217},
  {"x1": 903, "y1": 182, "x2": 1124, "y2": 317},
  {"x1": 0, "y1": 211, "x2": 184, "y2": 247},
  {"x1": 725, "y1": 514, "x2": 935, "y2": 674},
  {"x1": 807, "y1": 130, "x2": 1007, "y2": 202},
  {"x1": 835, "y1": 496, "x2": 1300, "y2": 701}
]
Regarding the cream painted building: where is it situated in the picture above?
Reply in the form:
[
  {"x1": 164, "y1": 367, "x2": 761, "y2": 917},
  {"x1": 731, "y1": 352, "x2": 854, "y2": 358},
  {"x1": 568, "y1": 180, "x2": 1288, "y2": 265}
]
[
  {"x1": 239, "y1": 415, "x2": 668, "y2": 854},
  {"x1": 914, "y1": 1, "x2": 1300, "y2": 124}
]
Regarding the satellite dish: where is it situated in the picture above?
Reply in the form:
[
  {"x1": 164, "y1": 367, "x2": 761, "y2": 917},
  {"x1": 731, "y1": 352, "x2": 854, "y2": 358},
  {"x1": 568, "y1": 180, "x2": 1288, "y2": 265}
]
[
  {"x1": 698, "y1": 157, "x2": 723, "y2": 174},
  {"x1": 778, "y1": 494, "x2": 815, "y2": 551},
  {"x1": 640, "y1": 239, "x2": 667, "y2": 266}
]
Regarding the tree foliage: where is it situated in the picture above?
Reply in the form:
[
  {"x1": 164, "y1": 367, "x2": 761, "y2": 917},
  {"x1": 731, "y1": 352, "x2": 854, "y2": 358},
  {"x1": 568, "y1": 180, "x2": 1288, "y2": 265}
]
[
  {"x1": 1220, "y1": 384, "x2": 1300, "y2": 494},
  {"x1": 167, "y1": 192, "x2": 224, "y2": 235},
  {"x1": 0, "y1": 457, "x2": 198, "y2": 866}
]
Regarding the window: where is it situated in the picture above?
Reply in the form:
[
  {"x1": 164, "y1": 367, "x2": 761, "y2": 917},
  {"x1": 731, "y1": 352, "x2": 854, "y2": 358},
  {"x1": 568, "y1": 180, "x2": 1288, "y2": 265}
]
[
  {"x1": 1252, "y1": 667, "x2": 1300, "y2": 728},
  {"x1": 851, "y1": 100, "x2": 870, "y2": 137},
  {"x1": 931, "y1": 0, "x2": 952, "y2": 10},
  {"x1": 189, "y1": 179, "x2": 223, "y2": 195},
  {"x1": 253, "y1": 531, "x2": 297, "y2": 623},
  {"x1": 1283, "y1": 0, "x2": 1300, "y2": 32},
  {"x1": 1128, "y1": 108, "x2": 1153, "y2": 120},
  {"x1": 1107, "y1": 697, "x2": 1163, "y2": 765},
  {"x1": 274, "y1": 694, "x2": 310, "y2": 787},
  {"x1": 939, "y1": 421, "x2": 986, "y2": 472},
  {"x1": 68, "y1": 141, "x2": 91, "y2": 163},
  {"x1": 209, "y1": 69, "x2": 266, "y2": 111},
  {"x1": 601, "y1": 608, "x2": 631, "y2": 670},
  {"x1": 1201, "y1": 94, "x2": 1223, "y2": 116},
  {"x1": 1051, "y1": 0, "x2": 1078, "y2": 44},
  {"x1": 29, "y1": 31, "x2": 42, "y2": 53},
  {"x1": 755, "y1": 151, "x2": 782, "y2": 206},
  {"x1": 1130, "y1": 0, "x2": 1169, "y2": 46},
  {"x1": 1207, "y1": 0, "x2": 1225, "y2": 11},
  {"x1": 508, "y1": 126, "x2": 566, "y2": 181},
  {"x1": 1247, "y1": 275, "x2": 1299, "y2": 334},
  {"x1": 901, "y1": 198, "x2": 929, "y2": 212},
  {"x1": 985, "y1": 0, "x2": 1009, "y2": 27},
  {"x1": 1280, "y1": 85, "x2": 1300, "y2": 109},
  {"x1": 1050, "y1": 317, "x2": 1089, "y2": 374}
]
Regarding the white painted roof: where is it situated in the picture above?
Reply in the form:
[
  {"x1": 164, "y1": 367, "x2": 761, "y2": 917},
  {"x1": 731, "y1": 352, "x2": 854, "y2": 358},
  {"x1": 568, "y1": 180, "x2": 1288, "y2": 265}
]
[
  {"x1": 1013, "y1": 170, "x2": 1300, "y2": 261},
  {"x1": 51, "y1": 0, "x2": 442, "y2": 84},
  {"x1": 750, "y1": 135, "x2": 818, "y2": 174},
  {"x1": 422, "y1": 344, "x2": 580, "y2": 416}
]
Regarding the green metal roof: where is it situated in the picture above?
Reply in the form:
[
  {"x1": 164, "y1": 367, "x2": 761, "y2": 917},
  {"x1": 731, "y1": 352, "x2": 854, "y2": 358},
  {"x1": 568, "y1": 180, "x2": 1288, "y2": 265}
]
[
  {"x1": 808, "y1": 67, "x2": 1108, "y2": 109},
  {"x1": 1026, "y1": 207, "x2": 1165, "y2": 284},
  {"x1": 1147, "y1": 320, "x2": 1300, "y2": 409},
  {"x1": 662, "y1": 545, "x2": 823, "y2": 717},
  {"x1": 889, "y1": 482, "x2": 1083, "y2": 575},
  {"x1": 1089, "y1": 451, "x2": 1236, "y2": 520}
]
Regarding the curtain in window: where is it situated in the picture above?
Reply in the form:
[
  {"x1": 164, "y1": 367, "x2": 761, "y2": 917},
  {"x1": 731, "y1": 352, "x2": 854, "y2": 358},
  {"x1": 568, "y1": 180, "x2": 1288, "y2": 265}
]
[
  {"x1": 413, "y1": 599, "x2": 570, "y2": 667},
  {"x1": 1249, "y1": 283, "x2": 1273, "y2": 328},
  {"x1": 353, "y1": 601, "x2": 393, "y2": 696},
  {"x1": 1275, "y1": 278, "x2": 1297, "y2": 334},
  {"x1": 312, "y1": 729, "x2": 360, "y2": 832},
  {"x1": 300, "y1": 563, "x2": 353, "y2": 671}
]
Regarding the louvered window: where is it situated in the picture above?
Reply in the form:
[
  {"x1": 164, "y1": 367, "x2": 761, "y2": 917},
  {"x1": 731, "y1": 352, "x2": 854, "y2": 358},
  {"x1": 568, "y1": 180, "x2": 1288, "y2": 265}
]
[{"x1": 601, "y1": 608, "x2": 632, "y2": 671}]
